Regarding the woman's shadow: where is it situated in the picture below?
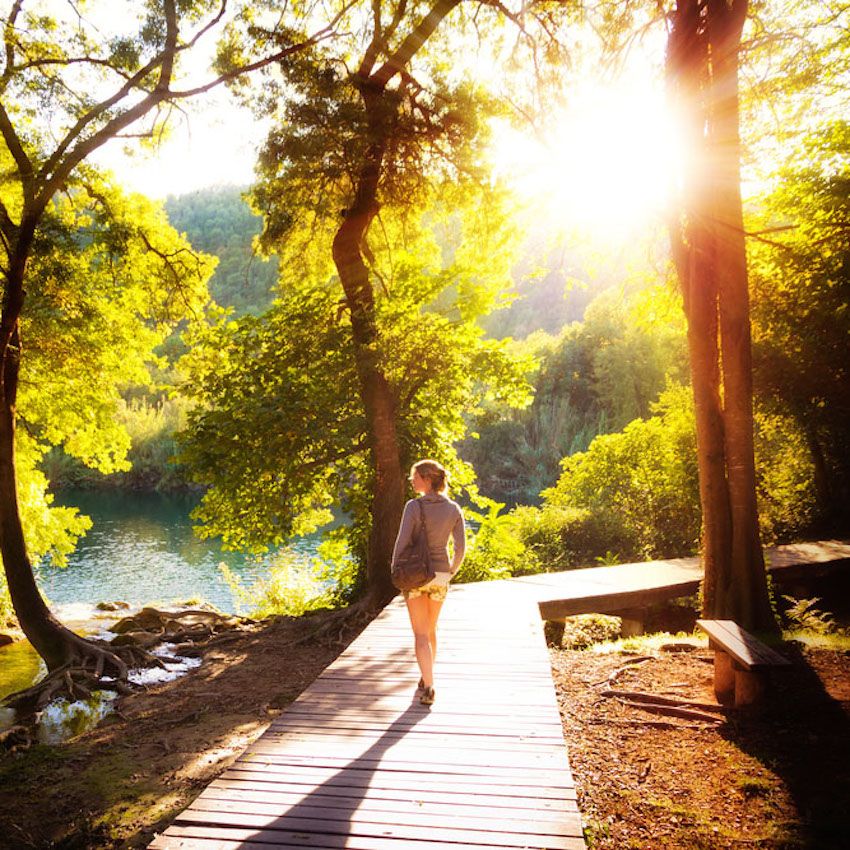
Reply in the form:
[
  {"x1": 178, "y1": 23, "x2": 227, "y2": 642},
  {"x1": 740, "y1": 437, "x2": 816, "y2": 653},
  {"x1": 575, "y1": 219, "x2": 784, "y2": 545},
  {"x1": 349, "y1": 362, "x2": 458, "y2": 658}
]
[{"x1": 187, "y1": 647, "x2": 435, "y2": 846}]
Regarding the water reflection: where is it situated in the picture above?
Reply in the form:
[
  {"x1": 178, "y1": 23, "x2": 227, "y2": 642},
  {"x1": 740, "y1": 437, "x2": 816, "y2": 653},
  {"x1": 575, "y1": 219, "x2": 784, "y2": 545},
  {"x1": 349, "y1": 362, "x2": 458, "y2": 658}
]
[
  {"x1": 2, "y1": 490, "x2": 329, "y2": 725},
  {"x1": 37, "y1": 490, "x2": 321, "y2": 612}
]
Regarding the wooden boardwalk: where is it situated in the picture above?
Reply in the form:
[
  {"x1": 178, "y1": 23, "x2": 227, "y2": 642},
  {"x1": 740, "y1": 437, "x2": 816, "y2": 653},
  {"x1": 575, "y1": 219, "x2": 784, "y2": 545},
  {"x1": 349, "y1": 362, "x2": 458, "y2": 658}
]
[
  {"x1": 148, "y1": 538, "x2": 849, "y2": 849},
  {"x1": 150, "y1": 585, "x2": 585, "y2": 850}
]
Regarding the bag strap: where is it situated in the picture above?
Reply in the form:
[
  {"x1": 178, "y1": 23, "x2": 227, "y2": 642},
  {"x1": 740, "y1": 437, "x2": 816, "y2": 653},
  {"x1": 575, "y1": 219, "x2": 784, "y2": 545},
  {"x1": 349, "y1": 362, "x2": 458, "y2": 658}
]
[{"x1": 416, "y1": 498, "x2": 428, "y2": 535}]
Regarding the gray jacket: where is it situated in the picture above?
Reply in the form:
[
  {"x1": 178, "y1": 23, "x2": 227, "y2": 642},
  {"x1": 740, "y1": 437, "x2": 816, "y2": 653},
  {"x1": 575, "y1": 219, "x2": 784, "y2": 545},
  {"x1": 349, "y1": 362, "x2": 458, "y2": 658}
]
[{"x1": 391, "y1": 492, "x2": 466, "y2": 574}]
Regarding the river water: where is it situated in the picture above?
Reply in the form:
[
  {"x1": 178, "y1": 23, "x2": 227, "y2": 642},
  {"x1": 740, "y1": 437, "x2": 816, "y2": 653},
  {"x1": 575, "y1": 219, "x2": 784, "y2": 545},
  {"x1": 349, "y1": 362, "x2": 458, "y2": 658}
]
[
  {"x1": 39, "y1": 490, "x2": 320, "y2": 612},
  {"x1": 0, "y1": 489, "x2": 323, "y2": 703}
]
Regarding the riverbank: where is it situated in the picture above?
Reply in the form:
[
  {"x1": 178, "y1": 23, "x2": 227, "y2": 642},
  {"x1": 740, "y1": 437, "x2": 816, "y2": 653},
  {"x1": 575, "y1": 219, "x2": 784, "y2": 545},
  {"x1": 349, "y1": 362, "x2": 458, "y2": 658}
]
[{"x1": 0, "y1": 607, "x2": 370, "y2": 849}]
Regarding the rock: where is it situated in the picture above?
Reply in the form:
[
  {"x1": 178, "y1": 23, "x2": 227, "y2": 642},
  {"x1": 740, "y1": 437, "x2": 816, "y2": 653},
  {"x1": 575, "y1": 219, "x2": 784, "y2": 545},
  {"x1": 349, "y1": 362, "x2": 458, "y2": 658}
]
[
  {"x1": 96, "y1": 601, "x2": 130, "y2": 612},
  {"x1": 111, "y1": 630, "x2": 161, "y2": 649}
]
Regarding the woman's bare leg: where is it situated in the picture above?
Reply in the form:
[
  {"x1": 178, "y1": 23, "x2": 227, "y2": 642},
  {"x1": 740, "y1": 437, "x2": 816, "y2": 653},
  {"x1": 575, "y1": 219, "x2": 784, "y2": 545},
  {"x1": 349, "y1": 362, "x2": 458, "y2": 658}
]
[
  {"x1": 405, "y1": 595, "x2": 434, "y2": 688},
  {"x1": 427, "y1": 595, "x2": 443, "y2": 667}
]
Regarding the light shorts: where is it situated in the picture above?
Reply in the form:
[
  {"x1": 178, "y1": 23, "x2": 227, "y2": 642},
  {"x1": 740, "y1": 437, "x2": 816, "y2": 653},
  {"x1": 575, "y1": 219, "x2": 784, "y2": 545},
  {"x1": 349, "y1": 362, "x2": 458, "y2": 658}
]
[{"x1": 403, "y1": 571, "x2": 451, "y2": 602}]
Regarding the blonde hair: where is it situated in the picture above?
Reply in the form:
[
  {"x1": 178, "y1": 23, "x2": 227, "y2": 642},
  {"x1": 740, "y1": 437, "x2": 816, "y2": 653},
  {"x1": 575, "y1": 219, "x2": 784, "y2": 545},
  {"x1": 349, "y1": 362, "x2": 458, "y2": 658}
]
[{"x1": 412, "y1": 459, "x2": 448, "y2": 494}]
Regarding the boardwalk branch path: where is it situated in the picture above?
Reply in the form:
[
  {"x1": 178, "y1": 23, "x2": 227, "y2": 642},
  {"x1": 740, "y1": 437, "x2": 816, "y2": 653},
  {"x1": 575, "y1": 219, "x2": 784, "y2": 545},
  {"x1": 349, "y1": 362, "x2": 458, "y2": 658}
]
[{"x1": 149, "y1": 583, "x2": 586, "y2": 850}]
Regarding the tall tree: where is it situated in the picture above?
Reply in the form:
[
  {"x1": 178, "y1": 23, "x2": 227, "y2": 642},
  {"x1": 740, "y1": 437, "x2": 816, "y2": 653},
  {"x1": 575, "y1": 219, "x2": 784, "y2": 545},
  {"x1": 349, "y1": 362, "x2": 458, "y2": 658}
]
[
  {"x1": 220, "y1": 0, "x2": 563, "y2": 604},
  {"x1": 0, "y1": 0, "x2": 337, "y2": 696},
  {"x1": 666, "y1": 0, "x2": 775, "y2": 631},
  {"x1": 180, "y1": 185, "x2": 535, "y2": 603}
]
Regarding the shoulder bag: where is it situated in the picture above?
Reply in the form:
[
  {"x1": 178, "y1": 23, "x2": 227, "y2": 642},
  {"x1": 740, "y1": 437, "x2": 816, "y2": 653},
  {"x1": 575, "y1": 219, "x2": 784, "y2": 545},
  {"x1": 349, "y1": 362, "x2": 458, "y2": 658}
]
[{"x1": 391, "y1": 500, "x2": 436, "y2": 592}]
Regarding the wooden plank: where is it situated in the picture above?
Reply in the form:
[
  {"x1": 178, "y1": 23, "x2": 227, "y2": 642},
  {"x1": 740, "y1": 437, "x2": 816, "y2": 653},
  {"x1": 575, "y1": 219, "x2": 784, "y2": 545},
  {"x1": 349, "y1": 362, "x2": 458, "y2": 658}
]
[
  {"x1": 150, "y1": 587, "x2": 584, "y2": 849},
  {"x1": 172, "y1": 809, "x2": 584, "y2": 849},
  {"x1": 208, "y1": 777, "x2": 578, "y2": 806},
  {"x1": 235, "y1": 751, "x2": 573, "y2": 779},
  {"x1": 219, "y1": 765, "x2": 574, "y2": 798},
  {"x1": 268, "y1": 716, "x2": 565, "y2": 737},
  {"x1": 696, "y1": 619, "x2": 790, "y2": 669},
  {"x1": 184, "y1": 795, "x2": 577, "y2": 833},
  {"x1": 538, "y1": 579, "x2": 701, "y2": 620},
  {"x1": 151, "y1": 823, "x2": 587, "y2": 849}
]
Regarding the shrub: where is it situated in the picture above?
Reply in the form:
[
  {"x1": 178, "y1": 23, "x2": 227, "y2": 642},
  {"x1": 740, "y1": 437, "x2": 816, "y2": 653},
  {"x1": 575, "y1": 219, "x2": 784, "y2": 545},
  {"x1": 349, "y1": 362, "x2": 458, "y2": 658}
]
[
  {"x1": 512, "y1": 504, "x2": 634, "y2": 571},
  {"x1": 454, "y1": 500, "x2": 533, "y2": 583},
  {"x1": 221, "y1": 550, "x2": 332, "y2": 619},
  {"x1": 781, "y1": 596, "x2": 842, "y2": 635},
  {"x1": 560, "y1": 614, "x2": 623, "y2": 649}
]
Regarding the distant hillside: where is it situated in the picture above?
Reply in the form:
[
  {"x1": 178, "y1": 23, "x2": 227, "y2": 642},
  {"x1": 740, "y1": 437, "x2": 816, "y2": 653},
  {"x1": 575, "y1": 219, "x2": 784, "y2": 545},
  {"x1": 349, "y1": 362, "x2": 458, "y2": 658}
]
[
  {"x1": 165, "y1": 186, "x2": 278, "y2": 316},
  {"x1": 164, "y1": 186, "x2": 635, "y2": 337}
]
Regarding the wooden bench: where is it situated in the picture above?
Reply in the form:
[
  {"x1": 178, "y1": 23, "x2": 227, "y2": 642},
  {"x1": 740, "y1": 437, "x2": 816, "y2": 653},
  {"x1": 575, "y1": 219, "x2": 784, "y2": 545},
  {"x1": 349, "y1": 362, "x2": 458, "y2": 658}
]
[{"x1": 697, "y1": 619, "x2": 791, "y2": 707}]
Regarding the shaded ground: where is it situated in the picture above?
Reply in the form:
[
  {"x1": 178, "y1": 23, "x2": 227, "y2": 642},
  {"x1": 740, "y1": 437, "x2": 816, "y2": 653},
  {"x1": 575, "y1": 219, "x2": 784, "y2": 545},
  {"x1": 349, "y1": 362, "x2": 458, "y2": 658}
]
[
  {"x1": 0, "y1": 609, "x2": 368, "y2": 850},
  {"x1": 551, "y1": 640, "x2": 850, "y2": 850}
]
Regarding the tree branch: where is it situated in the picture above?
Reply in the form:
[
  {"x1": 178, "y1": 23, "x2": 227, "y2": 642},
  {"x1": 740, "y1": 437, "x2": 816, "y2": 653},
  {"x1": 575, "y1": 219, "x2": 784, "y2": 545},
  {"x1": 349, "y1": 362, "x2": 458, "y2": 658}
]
[
  {"x1": 372, "y1": 0, "x2": 461, "y2": 89},
  {"x1": 0, "y1": 101, "x2": 34, "y2": 204},
  {"x1": 2, "y1": 0, "x2": 24, "y2": 84}
]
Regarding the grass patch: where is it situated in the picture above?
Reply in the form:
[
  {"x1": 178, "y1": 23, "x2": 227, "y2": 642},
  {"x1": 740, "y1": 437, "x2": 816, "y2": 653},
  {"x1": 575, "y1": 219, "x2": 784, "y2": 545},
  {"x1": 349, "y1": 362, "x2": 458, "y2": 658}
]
[
  {"x1": 585, "y1": 630, "x2": 707, "y2": 655},
  {"x1": 782, "y1": 630, "x2": 850, "y2": 651},
  {"x1": 736, "y1": 775, "x2": 775, "y2": 798}
]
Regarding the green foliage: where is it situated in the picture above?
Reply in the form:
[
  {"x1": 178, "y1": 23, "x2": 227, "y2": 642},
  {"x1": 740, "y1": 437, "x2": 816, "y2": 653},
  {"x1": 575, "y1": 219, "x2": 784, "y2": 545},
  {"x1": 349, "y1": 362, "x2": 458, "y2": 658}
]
[
  {"x1": 455, "y1": 500, "x2": 533, "y2": 584},
  {"x1": 750, "y1": 120, "x2": 850, "y2": 531},
  {"x1": 512, "y1": 504, "x2": 634, "y2": 571},
  {"x1": 44, "y1": 397, "x2": 193, "y2": 492},
  {"x1": 463, "y1": 283, "x2": 688, "y2": 504},
  {"x1": 753, "y1": 411, "x2": 819, "y2": 542},
  {"x1": 179, "y1": 189, "x2": 534, "y2": 587},
  {"x1": 540, "y1": 383, "x2": 701, "y2": 561},
  {"x1": 781, "y1": 596, "x2": 842, "y2": 636},
  {"x1": 559, "y1": 614, "x2": 623, "y2": 650},
  {"x1": 165, "y1": 186, "x2": 278, "y2": 317},
  {"x1": 221, "y1": 554, "x2": 331, "y2": 619},
  {"x1": 0, "y1": 575, "x2": 14, "y2": 628},
  {"x1": 2, "y1": 168, "x2": 213, "y2": 566}
]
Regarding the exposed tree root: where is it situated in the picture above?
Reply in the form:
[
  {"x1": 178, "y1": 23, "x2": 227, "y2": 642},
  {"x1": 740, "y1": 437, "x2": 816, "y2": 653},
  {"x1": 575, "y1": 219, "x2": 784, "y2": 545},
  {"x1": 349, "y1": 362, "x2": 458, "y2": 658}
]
[
  {"x1": 2, "y1": 607, "x2": 245, "y2": 720},
  {"x1": 2, "y1": 635, "x2": 130, "y2": 716},
  {"x1": 599, "y1": 688, "x2": 725, "y2": 724},
  {"x1": 295, "y1": 598, "x2": 382, "y2": 647},
  {"x1": 0, "y1": 724, "x2": 32, "y2": 754},
  {"x1": 601, "y1": 689, "x2": 729, "y2": 714}
]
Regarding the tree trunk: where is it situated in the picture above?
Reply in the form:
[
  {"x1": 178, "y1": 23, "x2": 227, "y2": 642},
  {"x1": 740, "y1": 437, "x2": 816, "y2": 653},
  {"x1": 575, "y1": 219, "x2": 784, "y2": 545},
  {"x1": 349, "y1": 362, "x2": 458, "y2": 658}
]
[
  {"x1": 667, "y1": 0, "x2": 777, "y2": 633},
  {"x1": 708, "y1": 2, "x2": 774, "y2": 630},
  {"x1": 332, "y1": 89, "x2": 404, "y2": 605},
  {"x1": 0, "y1": 240, "x2": 99, "y2": 670}
]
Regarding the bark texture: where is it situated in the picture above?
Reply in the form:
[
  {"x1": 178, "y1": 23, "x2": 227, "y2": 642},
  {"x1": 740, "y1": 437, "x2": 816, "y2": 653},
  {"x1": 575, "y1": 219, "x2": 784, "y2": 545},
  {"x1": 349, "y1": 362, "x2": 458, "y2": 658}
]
[
  {"x1": 667, "y1": 0, "x2": 776, "y2": 632},
  {"x1": 331, "y1": 0, "x2": 460, "y2": 604}
]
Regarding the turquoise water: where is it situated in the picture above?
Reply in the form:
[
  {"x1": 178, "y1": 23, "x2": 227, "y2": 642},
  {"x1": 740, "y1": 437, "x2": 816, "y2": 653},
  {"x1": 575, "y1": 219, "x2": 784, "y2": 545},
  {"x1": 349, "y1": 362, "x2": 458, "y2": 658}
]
[
  {"x1": 37, "y1": 490, "x2": 320, "y2": 613},
  {"x1": 0, "y1": 490, "x2": 325, "y2": 705}
]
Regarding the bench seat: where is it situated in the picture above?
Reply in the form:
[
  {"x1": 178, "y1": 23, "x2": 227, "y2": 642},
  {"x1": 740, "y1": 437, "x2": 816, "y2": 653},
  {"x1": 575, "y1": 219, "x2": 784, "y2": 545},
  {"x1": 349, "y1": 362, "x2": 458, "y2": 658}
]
[{"x1": 697, "y1": 619, "x2": 791, "y2": 707}]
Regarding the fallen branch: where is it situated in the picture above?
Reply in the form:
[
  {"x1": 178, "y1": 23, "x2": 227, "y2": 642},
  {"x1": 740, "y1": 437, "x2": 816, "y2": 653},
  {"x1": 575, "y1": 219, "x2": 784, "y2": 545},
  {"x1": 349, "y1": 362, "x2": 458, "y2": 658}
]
[
  {"x1": 611, "y1": 697, "x2": 723, "y2": 724},
  {"x1": 601, "y1": 689, "x2": 728, "y2": 714}
]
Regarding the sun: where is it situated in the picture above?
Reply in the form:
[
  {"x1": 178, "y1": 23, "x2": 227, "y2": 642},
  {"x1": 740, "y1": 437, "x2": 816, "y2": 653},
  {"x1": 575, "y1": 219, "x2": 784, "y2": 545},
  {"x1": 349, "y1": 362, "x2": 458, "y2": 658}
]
[{"x1": 490, "y1": 76, "x2": 682, "y2": 244}]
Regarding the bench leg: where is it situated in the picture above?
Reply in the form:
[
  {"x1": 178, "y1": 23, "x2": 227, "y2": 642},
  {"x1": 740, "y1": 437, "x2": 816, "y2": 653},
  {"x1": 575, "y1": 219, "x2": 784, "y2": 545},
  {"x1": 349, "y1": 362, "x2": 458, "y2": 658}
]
[
  {"x1": 611, "y1": 608, "x2": 645, "y2": 637},
  {"x1": 544, "y1": 619, "x2": 566, "y2": 646},
  {"x1": 734, "y1": 669, "x2": 765, "y2": 707},
  {"x1": 619, "y1": 617, "x2": 644, "y2": 637},
  {"x1": 713, "y1": 650, "x2": 735, "y2": 704}
]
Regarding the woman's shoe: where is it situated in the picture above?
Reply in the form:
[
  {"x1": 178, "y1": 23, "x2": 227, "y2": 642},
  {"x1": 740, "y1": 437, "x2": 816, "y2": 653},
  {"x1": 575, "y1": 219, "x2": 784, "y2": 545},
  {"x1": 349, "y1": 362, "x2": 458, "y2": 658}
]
[
  {"x1": 417, "y1": 677, "x2": 424, "y2": 691},
  {"x1": 420, "y1": 686, "x2": 435, "y2": 705}
]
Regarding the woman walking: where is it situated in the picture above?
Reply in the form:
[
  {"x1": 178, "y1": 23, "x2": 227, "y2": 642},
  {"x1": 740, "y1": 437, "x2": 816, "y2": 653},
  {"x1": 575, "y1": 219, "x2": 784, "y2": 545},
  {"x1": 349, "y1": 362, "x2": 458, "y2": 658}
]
[{"x1": 391, "y1": 459, "x2": 465, "y2": 706}]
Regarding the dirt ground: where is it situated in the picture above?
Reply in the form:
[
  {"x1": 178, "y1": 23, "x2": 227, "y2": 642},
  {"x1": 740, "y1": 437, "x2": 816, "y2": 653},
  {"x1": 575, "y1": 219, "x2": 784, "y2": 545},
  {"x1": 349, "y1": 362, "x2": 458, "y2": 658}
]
[
  {"x1": 1, "y1": 609, "x2": 849, "y2": 850},
  {"x1": 0, "y1": 609, "x2": 368, "y2": 850},
  {"x1": 551, "y1": 641, "x2": 850, "y2": 850}
]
